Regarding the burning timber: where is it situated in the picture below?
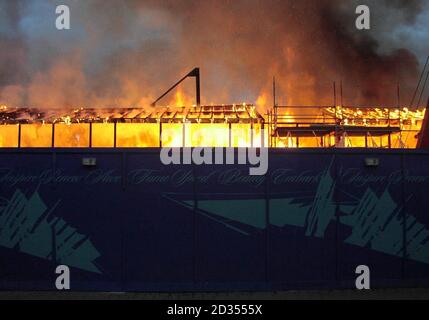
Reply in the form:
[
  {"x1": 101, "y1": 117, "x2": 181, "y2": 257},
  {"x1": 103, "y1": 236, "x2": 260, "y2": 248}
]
[
  {"x1": 0, "y1": 104, "x2": 265, "y2": 148},
  {"x1": 0, "y1": 104, "x2": 426, "y2": 148}
]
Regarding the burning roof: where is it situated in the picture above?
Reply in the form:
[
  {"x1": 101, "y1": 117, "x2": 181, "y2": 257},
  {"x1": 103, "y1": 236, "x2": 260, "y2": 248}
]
[
  {"x1": 0, "y1": 104, "x2": 425, "y2": 149},
  {"x1": 0, "y1": 104, "x2": 264, "y2": 125}
]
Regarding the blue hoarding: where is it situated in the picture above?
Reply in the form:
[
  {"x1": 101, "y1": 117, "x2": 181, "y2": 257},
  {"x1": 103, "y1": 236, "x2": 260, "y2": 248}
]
[{"x1": 0, "y1": 148, "x2": 429, "y2": 291}]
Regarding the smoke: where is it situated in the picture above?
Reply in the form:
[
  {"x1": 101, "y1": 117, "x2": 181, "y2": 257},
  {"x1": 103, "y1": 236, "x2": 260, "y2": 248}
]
[{"x1": 0, "y1": 0, "x2": 428, "y2": 109}]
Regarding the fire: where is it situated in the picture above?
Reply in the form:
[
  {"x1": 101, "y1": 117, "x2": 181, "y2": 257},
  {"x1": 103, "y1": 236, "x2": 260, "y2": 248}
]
[
  {"x1": 92, "y1": 123, "x2": 115, "y2": 147},
  {"x1": 116, "y1": 123, "x2": 159, "y2": 147},
  {"x1": 0, "y1": 104, "x2": 424, "y2": 149},
  {"x1": 54, "y1": 123, "x2": 90, "y2": 147},
  {"x1": 0, "y1": 125, "x2": 19, "y2": 147},
  {"x1": 171, "y1": 88, "x2": 195, "y2": 107},
  {"x1": 186, "y1": 124, "x2": 229, "y2": 147},
  {"x1": 256, "y1": 93, "x2": 268, "y2": 110},
  {"x1": 161, "y1": 123, "x2": 183, "y2": 147},
  {"x1": 21, "y1": 124, "x2": 52, "y2": 147},
  {"x1": 270, "y1": 105, "x2": 425, "y2": 148}
]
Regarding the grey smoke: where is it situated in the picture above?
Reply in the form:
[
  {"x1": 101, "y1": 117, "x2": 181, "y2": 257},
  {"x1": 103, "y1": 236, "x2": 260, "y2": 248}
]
[{"x1": 0, "y1": 0, "x2": 428, "y2": 108}]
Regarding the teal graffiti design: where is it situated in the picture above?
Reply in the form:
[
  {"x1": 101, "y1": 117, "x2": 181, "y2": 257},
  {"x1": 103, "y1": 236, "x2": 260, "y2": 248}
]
[
  {"x1": 0, "y1": 189, "x2": 101, "y2": 273},
  {"x1": 165, "y1": 169, "x2": 429, "y2": 265}
]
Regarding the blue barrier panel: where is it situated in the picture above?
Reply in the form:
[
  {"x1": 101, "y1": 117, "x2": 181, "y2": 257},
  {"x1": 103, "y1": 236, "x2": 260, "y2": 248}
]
[
  {"x1": 0, "y1": 148, "x2": 429, "y2": 291},
  {"x1": 336, "y1": 151, "x2": 404, "y2": 288},
  {"x1": 403, "y1": 153, "x2": 429, "y2": 286},
  {"x1": 0, "y1": 151, "x2": 59, "y2": 290},
  {"x1": 123, "y1": 150, "x2": 194, "y2": 291},
  {"x1": 268, "y1": 151, "x2": 337, "y2": 289},
  {"x1": 52, "y1": 151, "x2": 123, "y2": 290},
  {"x1": 194, "y1": 151, "x2": 267, "y2": 290}
]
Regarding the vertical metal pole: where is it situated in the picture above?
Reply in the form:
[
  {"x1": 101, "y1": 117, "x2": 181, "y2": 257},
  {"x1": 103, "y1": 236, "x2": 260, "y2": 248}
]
[
  {"x1": 273, "y1": 77, "x2": 277, "y2": 148},
  {"x1": 340, "y1": 81, "x2": 343, "y2": 106},
  {"x1": 274, "y1": 106, "x2": 277, "y2": 131},
  {"x1": 387, "y1": 106, "x2": 391, "y2": 148},
  {"x1": 114, "y1": 122, "x2": 117, "y2": 148},
  {"x1": 18, "y1": 123, "x2": 21, "y2": 148},
  {"x1": 261, "y1": 122, "x2": 265, "y2": 148},
  {"x1": 52, "y1": 123, "x2": 55, "y2": 147},
  {"x1": 334, "y1": 86, "x2": 338, "y2": 146},
  {"x1": 229, "y1": 122, "x2": 232, "y2": 147},
  {"x1": 268, "y1": 111, "x2": 270, "y2": 148},
  {"x1": 273, "y1": 76, "x2": 276, "y2": 107},
  {"x1": 396, "y1": 84, "x2": 401, "y2": 148},
  {"x1": 159, "y1": 122, "x2": 162, "y2": 147},
  {"x1": 195, "y1": 69, "x2": 201, "y2": 107},
  {"x1": 274, "y1": 107, "x2": 278, "y2": 144},
  {"x1": 89, "y1": 122, "x2": 92, "y2": 148}
]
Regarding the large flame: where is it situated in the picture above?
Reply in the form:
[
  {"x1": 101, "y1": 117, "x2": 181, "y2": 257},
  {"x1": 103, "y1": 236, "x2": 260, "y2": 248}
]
[{"x1": 0, "y1": 104, "x2": 424, "y2": 149}]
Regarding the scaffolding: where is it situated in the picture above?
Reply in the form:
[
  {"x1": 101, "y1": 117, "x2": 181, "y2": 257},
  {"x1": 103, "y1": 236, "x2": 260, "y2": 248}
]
[{"x1": 267, "y1": 105, "x2": 424, "y2": 148}]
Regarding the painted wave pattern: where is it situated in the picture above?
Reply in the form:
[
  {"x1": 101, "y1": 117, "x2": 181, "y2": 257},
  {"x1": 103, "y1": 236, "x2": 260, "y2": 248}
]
[
  {"x1": 0, "y1": 190, "x2": 101, "y2": 273},
  {"x1": 171, "y1": 169, "x2": 429, "y2": 265},
  {"x1": 1, "y1": 168, "x2": 428, "y2": 270}
]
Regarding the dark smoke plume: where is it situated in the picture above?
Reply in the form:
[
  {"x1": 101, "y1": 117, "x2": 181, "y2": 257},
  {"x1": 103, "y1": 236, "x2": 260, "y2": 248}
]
[{"x1": 0, "y1": 0, "x2": 428, "y2": 109}]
